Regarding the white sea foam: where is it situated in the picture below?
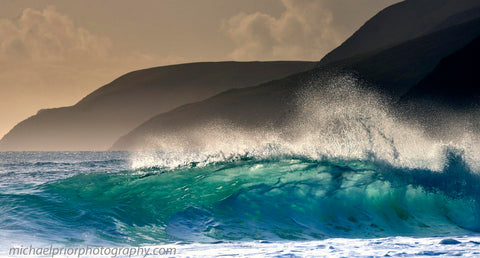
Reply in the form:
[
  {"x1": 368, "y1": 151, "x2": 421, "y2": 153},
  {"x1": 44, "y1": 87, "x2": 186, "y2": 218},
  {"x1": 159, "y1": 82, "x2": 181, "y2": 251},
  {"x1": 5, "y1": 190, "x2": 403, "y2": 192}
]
[
  {"x1": 152, "y1": 236, "x2": 480, "y2": 257},
  {"x1": 4, "y1": 236, "x2": 479, "y2": 257}
]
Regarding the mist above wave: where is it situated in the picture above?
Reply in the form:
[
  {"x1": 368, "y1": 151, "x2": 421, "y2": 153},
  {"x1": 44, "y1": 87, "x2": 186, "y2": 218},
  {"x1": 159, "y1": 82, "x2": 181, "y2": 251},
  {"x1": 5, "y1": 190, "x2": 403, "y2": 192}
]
[{"x1": 129, "y1": 74, "x2": 480, "y2": 172}]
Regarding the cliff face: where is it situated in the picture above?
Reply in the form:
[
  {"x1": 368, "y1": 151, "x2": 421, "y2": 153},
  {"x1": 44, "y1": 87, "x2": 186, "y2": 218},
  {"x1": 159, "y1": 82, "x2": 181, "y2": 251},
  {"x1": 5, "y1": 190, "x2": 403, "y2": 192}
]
[
  {"x1": 319, "y1": 0, "x2": 480, "y2": 65},
  {"x1": 0, "y1": 61, "x2": 315, "y2": 151}
]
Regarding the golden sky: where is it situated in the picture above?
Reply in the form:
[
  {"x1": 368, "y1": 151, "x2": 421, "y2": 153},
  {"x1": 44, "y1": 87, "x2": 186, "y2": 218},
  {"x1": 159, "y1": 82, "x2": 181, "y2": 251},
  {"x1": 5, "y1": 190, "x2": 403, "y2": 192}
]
[{"x1": 0, "y1": 0, "x2": 400, "y2": 138}]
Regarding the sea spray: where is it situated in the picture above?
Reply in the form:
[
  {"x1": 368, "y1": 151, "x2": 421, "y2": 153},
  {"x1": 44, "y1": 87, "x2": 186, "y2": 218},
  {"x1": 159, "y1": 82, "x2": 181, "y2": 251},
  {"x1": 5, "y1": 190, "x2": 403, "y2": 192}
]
[
  {"x1": 2, "y1": 74, "x2": 480, "y2": 248},
  {"x1": 129, "y1": 74, "x2": 480, "y2": 172}
]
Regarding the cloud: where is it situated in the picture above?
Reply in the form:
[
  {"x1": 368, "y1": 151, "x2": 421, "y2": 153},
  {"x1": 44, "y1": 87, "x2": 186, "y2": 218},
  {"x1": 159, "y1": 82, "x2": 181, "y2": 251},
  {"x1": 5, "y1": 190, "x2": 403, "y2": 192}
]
[
  {"x1": 222, "y1": 0, "x2": 347, "y2": 60},
  {"x1": 0, "y1": 6, "x2": 152, "y2": 99},
  {"x1": 0, "y1": 6, "x2": 171, "y2": 137},
  {"x1": 0, "y1": 6, "x2": 113, "y2": 66}
]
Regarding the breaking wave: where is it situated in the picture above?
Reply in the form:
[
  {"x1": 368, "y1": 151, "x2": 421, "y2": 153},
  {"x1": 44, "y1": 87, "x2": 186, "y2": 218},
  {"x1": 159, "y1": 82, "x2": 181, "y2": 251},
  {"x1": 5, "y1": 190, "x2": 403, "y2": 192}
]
[{"x1": 2, "y1": 74, "x2": 480, "y2": 245}]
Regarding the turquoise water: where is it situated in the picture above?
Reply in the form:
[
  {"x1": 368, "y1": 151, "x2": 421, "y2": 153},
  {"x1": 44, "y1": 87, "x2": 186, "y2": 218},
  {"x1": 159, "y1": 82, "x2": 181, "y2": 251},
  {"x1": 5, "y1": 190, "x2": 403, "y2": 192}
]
[
  {"x1": 2, "y1": 77, "x2": 479, "y2": 256},
  {"x1": 1, "y1": 150, "x2": 479, "y2": 249}
]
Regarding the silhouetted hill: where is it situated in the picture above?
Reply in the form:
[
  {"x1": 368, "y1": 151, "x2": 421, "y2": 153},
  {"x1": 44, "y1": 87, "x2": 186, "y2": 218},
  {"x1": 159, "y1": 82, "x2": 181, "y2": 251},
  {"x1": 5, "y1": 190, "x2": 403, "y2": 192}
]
[
  {"x1": 393, "y1": 35, "x2": 480, "y2": 139},
  {"x1": 401, "y1": 35, "x2": 480, "y2": 107},
  {"x1": 319, "y1": 0, "x2": 480, "y2": 65},
  {"x1": 0, "y1": 61, "x2": 315, "y2": 151},
  {"x1": 331, "y1": 17, "x2": 480, "y2": 96},
  {"x1": 6, "y1": 1, "x2": 480, "y2": 151},
  {"x1": 111, "y1": 71, "x2": 313, "y2": 150},
  {"x1": 112, "y1": 18, "x2": 480, "y2": 150}
]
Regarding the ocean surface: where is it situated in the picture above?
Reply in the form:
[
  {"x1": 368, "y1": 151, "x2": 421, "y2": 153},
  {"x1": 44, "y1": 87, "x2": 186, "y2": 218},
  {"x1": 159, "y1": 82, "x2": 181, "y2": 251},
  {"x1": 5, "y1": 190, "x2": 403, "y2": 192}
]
[
  {"x1": 2, "y1": 78, "x2": 480, "y2": 257},
  {"x1": 1, "y1": 150, "x2": 480, "y2": 257}
]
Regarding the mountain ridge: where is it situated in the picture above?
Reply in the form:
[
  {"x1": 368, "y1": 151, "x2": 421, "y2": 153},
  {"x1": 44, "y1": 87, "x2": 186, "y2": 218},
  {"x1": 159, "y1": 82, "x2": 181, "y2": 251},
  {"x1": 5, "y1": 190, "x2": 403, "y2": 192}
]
[
  {"x1": 0, "y1": 61, "x2": 315, "y2": 151},
  {"x1": 112, "y1": 17, "x2": 480, "y2": 150},
  {"x1": 319, "y1": 0, "x2": 480, "y2": 65}
]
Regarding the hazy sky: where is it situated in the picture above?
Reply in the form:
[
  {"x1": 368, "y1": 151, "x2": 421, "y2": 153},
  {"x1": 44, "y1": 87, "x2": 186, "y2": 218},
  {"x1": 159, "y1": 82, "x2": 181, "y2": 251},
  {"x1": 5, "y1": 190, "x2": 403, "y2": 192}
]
[{"x1": 0, "y1": 0, "x2": 400, "y2": 138}]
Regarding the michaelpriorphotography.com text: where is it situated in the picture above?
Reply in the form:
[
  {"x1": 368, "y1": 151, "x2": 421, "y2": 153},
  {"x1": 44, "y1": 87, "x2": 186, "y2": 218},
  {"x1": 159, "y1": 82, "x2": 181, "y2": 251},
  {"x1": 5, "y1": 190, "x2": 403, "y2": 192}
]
[{"x1": 9, "y1": 245, "x2": 177, "y2": 257}]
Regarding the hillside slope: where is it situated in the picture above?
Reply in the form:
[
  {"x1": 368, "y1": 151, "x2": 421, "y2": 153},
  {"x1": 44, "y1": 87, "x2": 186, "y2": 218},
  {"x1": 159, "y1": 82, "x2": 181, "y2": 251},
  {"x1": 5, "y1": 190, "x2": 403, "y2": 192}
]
[
  {"x1": 401, "y1": 35, "x2": 480, "y2": 106},
  {"x1": 335, "y1": 18, "x2": 480, "y2": 96},
  {"x1": 393, "y1": 36, "x2": 480, "y2": 138},
  {"x1": 112, "y1": 18, "x2": 480, "y2": 150},
  {"x1": 319, "y1": 0, "x2": 480, "y2": 65},
  {"x1": 0, "y1": 61, "x2": 315, "y2": 151}
]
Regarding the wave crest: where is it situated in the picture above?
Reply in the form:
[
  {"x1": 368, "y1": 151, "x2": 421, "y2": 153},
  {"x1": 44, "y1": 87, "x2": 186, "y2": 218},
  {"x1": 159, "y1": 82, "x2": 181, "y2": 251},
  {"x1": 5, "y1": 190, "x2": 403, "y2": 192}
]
[{"x1": 129, "y1": 74, "x2": 480, "y2": 173}]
